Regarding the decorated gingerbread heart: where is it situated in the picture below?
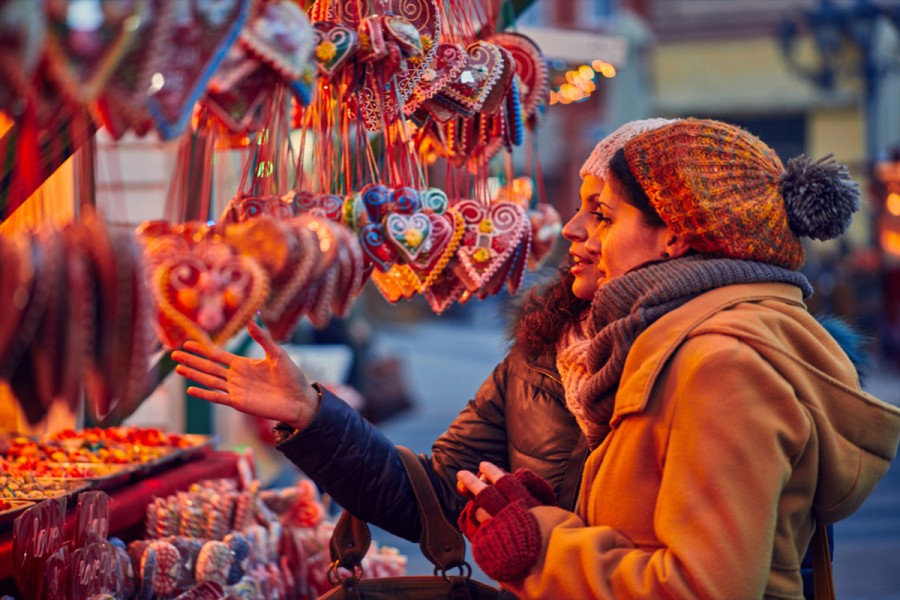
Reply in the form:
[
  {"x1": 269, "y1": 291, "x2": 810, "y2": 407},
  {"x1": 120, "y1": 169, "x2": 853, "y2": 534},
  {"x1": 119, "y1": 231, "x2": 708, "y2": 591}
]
[
  {"x1": 196, "y1": 541, "x2": 233, "y2": 587},
  {"x1": 452, "y1": 200, "x2": 528, "y2": 293},
  {"x1": 384, "y1": 213, "x2": 433, "y2": 263},
  {"x1": 42, "y1": 0, "x2": 145, "y2": 105},
  {"x1": 405, "y1": 208, "x2": 465, "y2": 290},
  {"x1": 406, "y1": 42, "x2": 466, "y2": 113},
  {"x1": 259, "y1": 225, "x2": 319, "y2": 337},
  {"x1": 290, "y1": 190, "x2": 344, "y2": 222},
  {"x1": 203, "y1": 55, "x2": 276, "y2": 136},
  {"x1": 489, "y1": 31, "x2": 548, "y2": 124},
  {"x1": 312, "y1": 21, "x2": 358, "y2": 77},
  {"x1": 359, "y1": 222, "x2": 399, "y2": 273},
  {"x1": 422, "y1": 266, "x2": 467, "y2": 315},
  {"x1": 144, "y1": 0, "x2": 253, "y2": 139},
  {"x1": 419, "y1": 186, "x2": 450, "y2": 214},
  {"x1": 151, "y1": 247, "x2": 269, "y2": 349},
  {"x1": 360, "y1": 183, "x2": 392, "y2": 222},
  {"x1": 436, "y1": 41, "x2": 505, "y2": 116},
  {"x1": 240, "y1": 0, "x2": 316, "y2": 82}
]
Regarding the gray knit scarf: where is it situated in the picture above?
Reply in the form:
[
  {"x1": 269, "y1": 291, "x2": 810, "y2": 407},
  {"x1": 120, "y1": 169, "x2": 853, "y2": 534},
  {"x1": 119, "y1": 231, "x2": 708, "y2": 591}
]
[{"x1": 556, "y1": 254, "x2": 813, "y2": 449}]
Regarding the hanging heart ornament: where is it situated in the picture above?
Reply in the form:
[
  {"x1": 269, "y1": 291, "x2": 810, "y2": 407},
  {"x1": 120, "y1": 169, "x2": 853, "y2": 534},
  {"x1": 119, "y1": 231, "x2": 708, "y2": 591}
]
[
  {"x1": 151, "y1": 242, "x2": 269, "y2": 349},
  {"x1": 311, "y1": 21, "x2": 358, "y2": 77},
  {"x1": 453, "y1": 200, "x2": 529, "y2": 293}
]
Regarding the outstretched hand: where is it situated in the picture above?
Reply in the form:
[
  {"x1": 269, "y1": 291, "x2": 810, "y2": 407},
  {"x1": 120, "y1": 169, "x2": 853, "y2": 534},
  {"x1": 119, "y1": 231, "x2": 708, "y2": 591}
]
[{"x1": 171, "y1": 320, "x2": 322, "y2": 431}]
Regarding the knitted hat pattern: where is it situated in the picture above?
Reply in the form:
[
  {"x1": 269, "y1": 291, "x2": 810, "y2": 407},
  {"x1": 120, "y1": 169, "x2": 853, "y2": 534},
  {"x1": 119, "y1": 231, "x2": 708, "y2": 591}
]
[
  {"x1": 579, "y1": 118, "x2": 680, "y2": 181},
  {"x1": 620, "y1": 118, "x2": 861, "y2": 270}
]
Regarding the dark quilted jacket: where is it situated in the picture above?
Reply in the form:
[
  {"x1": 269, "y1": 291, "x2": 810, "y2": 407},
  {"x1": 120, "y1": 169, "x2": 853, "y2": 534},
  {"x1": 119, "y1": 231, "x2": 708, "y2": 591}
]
[{"x1": 276, "y1": 344, "x2": 588, "y2": 541}]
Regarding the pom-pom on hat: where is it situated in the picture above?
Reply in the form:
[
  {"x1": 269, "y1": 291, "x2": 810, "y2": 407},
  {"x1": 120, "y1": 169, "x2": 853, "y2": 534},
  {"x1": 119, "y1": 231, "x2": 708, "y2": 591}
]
[
  {"x1": 619, "y1": 118, "x2": 860, "y2": 270},
  {"x1": 580, "y1": 118, "x2": 680, "y2": 181}
]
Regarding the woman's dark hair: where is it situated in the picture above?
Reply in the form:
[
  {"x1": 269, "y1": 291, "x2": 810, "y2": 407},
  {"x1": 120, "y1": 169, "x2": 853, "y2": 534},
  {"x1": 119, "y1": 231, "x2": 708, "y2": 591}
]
[
  {"x1": 515, "y1": 264, "x2": 589, "y2": 360},
  {"x1": 608, "y1": 148, "x2": 666, "y2": 228}
]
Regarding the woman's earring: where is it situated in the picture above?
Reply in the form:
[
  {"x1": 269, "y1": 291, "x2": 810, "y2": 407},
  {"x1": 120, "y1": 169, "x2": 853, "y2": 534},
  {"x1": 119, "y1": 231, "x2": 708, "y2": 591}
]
[{"x1": 660, "y1": 251, "x2": 670, "y2": 258}]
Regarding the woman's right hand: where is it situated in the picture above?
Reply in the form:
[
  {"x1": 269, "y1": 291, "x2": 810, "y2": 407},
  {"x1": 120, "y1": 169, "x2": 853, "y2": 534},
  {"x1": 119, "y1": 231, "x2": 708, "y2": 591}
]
[{"x1": 171, "y1": 320, "x2": 322, "y2": 431}]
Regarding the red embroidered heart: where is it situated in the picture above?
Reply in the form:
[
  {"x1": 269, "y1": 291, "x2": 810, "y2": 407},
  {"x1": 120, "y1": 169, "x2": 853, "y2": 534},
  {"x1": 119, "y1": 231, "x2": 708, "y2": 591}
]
[
  {"x1": 406, "y1": 208, "x2": 465, "y2": 290},
  {"x1": 436, "y1": 41, "x2": 504, "y2": 115},
  {"x1": 475, "y1": 220, "x2": 531, "y2": 300},
  {"x1": 80, "y1": 216, "x2": 153, "y2": 425},
  {"x1": 221, "y1": 194, "x2": 294, "y2": 223},
  {"x1": 312, "y1": 21, "x2": 358, "y2": 78},
  {"x1": 203, "y1": 54, "x2": 276, "y2": 136},
  {"x1": 259, "y1": 225, "x2": 318, "y2": 339},
  {"x1": 290, "y1": 190, "x2": 344, "y2": 222},
  {"x1": 96, "y1": 0, "x2": 174, "y2": 139},
  {"x1": 357, "y1": 15, "x2": 388, "y2": 63},
  {"x1": 480, "y1": 45, "x2": 517, "y2": 116},
  {"x1": 489, "y1": 32, "x2": 548, "y2": 123},
  {"x1": 330, "y1": 223, "x2": 366, "y2": 317},
  {"x1": 389, "y1": 0, "x2": 439, "y2": 105},
  {"x1": 423, "y1": 266, "x2": 466, "y2": 315},
  {"x1": 239, "y1": 1, "x2": 316, "y2": 81},
  {"x1": 144, "y1": 0, "x2": 253, "y2": 139},
  {"x1": 152, "y1": 248, "x2": 269, "y2": 349},
  {"x1": 452, "y1": 200, "x2": 528, "y2": 293},
  {"x1": 356, "y1": 0, "x2": 439, "y2": 129},
  {"x1": 262, "y1": 215, "x2": 339, "y2": 341},
  {"x1": 406, "y1": 43, "x2": 466, "y2": 113}
]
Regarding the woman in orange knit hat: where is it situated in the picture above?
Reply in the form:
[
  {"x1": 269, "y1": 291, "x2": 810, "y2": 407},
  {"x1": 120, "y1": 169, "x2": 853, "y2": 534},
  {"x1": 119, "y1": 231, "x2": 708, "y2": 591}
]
[{"x1": 457, "y1": 118, "x2": 900, "y2": 599}]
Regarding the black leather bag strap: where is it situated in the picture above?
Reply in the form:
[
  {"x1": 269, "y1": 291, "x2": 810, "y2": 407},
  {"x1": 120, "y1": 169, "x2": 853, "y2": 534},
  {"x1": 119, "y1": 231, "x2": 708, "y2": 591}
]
[
  {"x1": 396, "y1": 445, "x2": 468, "y2": 573},
  {"x1": 329, "y1": 506, "x2": 372, "y2": 572},
  {"x1": 329, "y1": 447, "x2": 468, "y2": 574}
]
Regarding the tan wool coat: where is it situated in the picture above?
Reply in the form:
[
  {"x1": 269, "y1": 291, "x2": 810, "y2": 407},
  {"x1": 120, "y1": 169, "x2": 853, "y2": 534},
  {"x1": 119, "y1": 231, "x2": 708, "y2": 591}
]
[{"x1": 504, "y1": 283, "x2": 900, "y2": 600}]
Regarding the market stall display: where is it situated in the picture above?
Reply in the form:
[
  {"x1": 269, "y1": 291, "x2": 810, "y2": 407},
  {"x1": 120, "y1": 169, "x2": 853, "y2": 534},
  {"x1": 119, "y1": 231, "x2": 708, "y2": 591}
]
[
  {"x1": 3, "y1": 470, "x2": 405, "y2": 599},
  {"x1": 0, "y1": 0, "x2": 550, "y2": 597}
]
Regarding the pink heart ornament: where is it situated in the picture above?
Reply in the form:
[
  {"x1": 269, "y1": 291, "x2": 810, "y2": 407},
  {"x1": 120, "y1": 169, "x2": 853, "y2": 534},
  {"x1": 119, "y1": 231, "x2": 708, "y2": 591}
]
[
  {"x1": 453, "y1": 200, "x2": 528, "y2": 293},
  {"x1": 406, "y1": 43, "x2": 466, "y2": 113}
]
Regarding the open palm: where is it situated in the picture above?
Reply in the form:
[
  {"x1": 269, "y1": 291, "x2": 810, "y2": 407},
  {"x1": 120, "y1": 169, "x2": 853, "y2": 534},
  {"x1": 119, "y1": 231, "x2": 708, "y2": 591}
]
[{"x1": 171, "y1": 320, "x2": 321, "y2": 431}]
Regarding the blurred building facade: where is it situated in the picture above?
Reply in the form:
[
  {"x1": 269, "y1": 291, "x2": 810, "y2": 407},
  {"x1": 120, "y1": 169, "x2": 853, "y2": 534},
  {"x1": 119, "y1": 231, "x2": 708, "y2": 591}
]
[{"x1": 523, "y1": 0, "x2": 900, "y2": 357}]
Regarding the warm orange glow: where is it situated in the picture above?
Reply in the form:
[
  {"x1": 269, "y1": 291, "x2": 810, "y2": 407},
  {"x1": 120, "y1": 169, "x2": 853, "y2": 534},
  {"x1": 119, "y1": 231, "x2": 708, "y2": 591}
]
[
  {"x1": 881, "y1": 229, "x2": 900, "y2": 257},
  {"x1": 591, "y1": 59, "x2": 608, "y2": 71},
  {"x1": 578, "y1": 65, "x2": 595, "y2": 80},
  {"x1": 599, "y1": 63, "x2": 617, "y2": 78},
  {"x1": 887, "y1": 192, "x2": 900, "y2": 216},
  {"x1": 0, "y1": 111, "x2": 11, "y2": 138},
  {"x1": 0, "y1": 156, "x2": 76, "y2": 236}
]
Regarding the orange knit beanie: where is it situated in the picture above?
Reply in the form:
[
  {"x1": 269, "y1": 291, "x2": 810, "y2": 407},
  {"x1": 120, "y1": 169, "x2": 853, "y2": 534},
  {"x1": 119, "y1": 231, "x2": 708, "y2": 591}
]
[{"x1": 620, "y1": 118, "x2": 861, "y2": 269}]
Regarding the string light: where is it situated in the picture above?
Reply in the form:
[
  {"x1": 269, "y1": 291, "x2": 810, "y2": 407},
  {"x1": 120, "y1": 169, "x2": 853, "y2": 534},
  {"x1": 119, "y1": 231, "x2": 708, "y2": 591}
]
[{"x1": 549, "y1": 59, "x2": 617, "y2": 106}]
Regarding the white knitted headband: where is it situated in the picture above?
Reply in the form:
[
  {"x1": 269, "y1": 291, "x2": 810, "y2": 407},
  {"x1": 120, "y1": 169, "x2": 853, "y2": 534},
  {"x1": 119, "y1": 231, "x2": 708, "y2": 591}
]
[{"x1": 579, "y1": 118, "x2": 681, "y2": 181}]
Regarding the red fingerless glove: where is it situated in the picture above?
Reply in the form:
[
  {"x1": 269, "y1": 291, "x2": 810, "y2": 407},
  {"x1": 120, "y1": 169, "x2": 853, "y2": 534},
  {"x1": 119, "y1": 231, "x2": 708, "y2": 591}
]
[
  {"x1": 455, "y1": 469, "x2": 556, "y2": 582},
  {"x1": 471, "y1": 500, "x2": 541, "y2": 582}
]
